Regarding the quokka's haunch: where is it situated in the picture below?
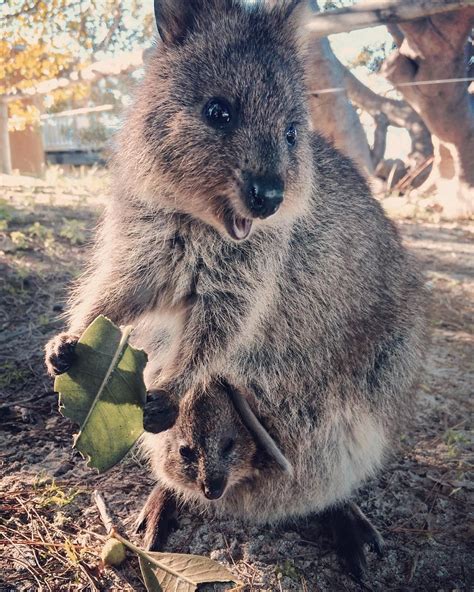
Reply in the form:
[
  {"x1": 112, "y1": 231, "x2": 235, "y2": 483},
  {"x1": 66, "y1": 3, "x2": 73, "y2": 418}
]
[{"x1": 45, "y1": 0, "x2": 426, "y2": 578}]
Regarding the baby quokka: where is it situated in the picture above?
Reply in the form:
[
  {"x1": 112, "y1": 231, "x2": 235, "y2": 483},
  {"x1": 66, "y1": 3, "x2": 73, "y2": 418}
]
[{"x1": 46, "y1": 0, "x2": 426, "y2": 579}]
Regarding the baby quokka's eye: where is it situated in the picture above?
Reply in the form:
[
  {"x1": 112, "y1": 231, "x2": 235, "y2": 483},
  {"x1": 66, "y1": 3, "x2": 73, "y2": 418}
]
[
  {"x1": 179, "y1": 445, "x2": 197, "y2": 463},
  {"x1": 286, "y1": 124, "x2": 297, "y2": 147},
  {"x1": 203, "y1": 97, "x2": 233, "y2": 129},
  {"x1": 222, "y1": 438, "x2": 235, "y2": 457}
]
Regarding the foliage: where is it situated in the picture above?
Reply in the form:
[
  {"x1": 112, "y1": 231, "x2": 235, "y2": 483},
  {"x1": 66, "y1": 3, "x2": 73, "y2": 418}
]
[
  {"x1": 59, "y1": 218, "x2": 87, "y2": 245},
  {"x1": 0, "y1": 0, "x2": 154, "y2": 127},
  {"x1": 10, "y1": 230, "x2": 28, "y2": 249},
  {"x1": 347, "y1": 42, "x2": 394, "y2": 73}
]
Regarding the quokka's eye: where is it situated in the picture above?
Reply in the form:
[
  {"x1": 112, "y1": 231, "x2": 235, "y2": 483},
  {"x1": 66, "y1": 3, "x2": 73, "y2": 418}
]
[
  {"x1": 179, "y1": 445, "x2": 197, "y2": 462},
  {"x1": 222, "y1": 438, "x2": 235, "y2": 456},
  {"x1": 203, "y1": 97, "x2": 232, "y2": 129},
  {"x1": 286, "y1": 125, "x2": 297, "y2": 147}
]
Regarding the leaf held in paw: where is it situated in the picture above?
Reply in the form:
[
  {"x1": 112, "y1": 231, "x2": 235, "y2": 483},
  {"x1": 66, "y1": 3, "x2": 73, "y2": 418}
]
[
  {"x1": 138, "y1": 551, "x2": 239, "y2": 592},
  {"x1": 54, "y1": 315, "x2": 147, "y2": 472}
]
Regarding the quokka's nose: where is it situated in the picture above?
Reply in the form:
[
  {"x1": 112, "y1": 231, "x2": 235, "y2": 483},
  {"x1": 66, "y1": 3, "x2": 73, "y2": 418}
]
[
  {"x1": 202, "y1": 478, "x2": 226, "y2": 500},
  {"x1": 245, "y1": 175, "x2": 284, "y2": 219}
]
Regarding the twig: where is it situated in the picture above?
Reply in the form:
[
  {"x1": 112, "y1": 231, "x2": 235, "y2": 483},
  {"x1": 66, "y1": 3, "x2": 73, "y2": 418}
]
[
  {"x1": 93, "y1": 490, "x2": 114, "y2": 534},
  {"x1": 77, "y1": 560, "x2": 102, "y2": 591},
  {"x1": 407, "y1": 551, "x2": 420, "y2": 584}
]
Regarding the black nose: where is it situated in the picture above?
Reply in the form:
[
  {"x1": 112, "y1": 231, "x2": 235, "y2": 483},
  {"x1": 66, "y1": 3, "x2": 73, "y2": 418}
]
[
  {"x1": 202, "y1": 478, "x2": 226, "y2": 500},
  {"x1": 245, "y1": 175, "x2": 284, "y2": 219}
]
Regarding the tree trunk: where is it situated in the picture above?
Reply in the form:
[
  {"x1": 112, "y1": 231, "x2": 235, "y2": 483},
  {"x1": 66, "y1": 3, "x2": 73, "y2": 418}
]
[
  {"x1": 0, "y1": 100, "x2": 12, "y2": 175},
  {"x1": 383, "y1": 8, "x2": 474, "y2": 218},
  {"x1": 306, "y1": 36, "x2": 374, "y2": 175}
]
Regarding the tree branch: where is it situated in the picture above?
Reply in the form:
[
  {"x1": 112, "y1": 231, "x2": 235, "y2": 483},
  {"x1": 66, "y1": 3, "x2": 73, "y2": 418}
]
[
  {"x1": 2, "y1": 50, "x2": 147, "y2": 102},
  {"x1": 306, "y1": 0, "x2": 472, "y2": 37},
  {"x1": 338, "y1": 58, "x2": 433, "y2": 164}
]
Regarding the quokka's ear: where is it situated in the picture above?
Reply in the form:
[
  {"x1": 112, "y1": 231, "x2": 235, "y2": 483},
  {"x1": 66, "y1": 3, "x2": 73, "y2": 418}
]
[
  {"x1": 281, "y1": 0, "x2": 313, "y2": 49},
  {"x1": 154, "y1": 0, "x2": 197, "y2": 45},
  {"x1": 154, "y1": 0, "x2": 233, "y2": 45}
]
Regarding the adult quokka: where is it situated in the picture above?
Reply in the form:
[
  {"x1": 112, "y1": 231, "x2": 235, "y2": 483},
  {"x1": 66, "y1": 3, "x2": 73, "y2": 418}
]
[{"x1": 45, "y1": 0, "x2": 426, "y2": 578}]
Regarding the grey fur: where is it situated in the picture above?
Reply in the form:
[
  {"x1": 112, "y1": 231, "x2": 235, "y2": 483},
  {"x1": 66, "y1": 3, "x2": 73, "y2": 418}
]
[{"x1": 45, "y1": 0, "x2": 426, "y2": 525}]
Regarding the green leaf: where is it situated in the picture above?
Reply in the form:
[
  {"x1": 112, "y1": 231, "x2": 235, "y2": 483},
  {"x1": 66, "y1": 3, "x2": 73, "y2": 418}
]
[{"x1": 54, "y1": 315, "x2": 147, "y2": 472}]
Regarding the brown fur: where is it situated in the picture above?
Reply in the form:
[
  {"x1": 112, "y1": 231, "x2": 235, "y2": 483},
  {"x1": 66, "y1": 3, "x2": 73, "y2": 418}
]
[
  {"x1": 45, "y1": 0, "x2": 426, "y2": 528},
  {"x1": 145, "y1": 383, "x2": 259, "y2": 502}
]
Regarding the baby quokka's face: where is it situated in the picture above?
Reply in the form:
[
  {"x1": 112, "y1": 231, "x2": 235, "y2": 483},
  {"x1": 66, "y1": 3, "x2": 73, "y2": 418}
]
[
  {"x1": 161, "y1": 389, "x2": 257, "y2": 501},
  {"x1": 138, "y1": 0, "x2": 312, "y2": 241}
]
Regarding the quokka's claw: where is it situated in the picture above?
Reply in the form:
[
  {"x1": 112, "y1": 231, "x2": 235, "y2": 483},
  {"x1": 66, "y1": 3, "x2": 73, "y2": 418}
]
[
  {"x1": 143, "y1": 390, "x2": 179, "y2": 433},
  {"x1": 45, "y1": 333, "x2": 79, "y2": 377},
  {"x1": 324, "y1": 502, "x2": 384, "y2": 581}
]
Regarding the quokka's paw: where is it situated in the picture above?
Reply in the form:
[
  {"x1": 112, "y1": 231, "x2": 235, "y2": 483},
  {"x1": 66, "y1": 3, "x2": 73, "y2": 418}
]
[
  {"x1": 328, "y1": 502, "x2": 384, "y2": 581},
  {"x1": 143, "y1": 389, "x2": 179, "y2": 434},
  {"x1": 45, "y1": 333, "x2": 79, "y2": 376}
]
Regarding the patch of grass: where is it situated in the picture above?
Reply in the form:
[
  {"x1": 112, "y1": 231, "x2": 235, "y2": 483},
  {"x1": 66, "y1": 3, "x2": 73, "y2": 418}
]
[
  {"x1": 0, "y1": 197, "x2": 14, "y2": 222},
  {"x1": 28, "y1": 221, "x2": 54, "y2": 241},
  {"x1": 443, "y1": 428, "x2": 471, "y2": 457},
  {"x1": 33, "y1": 476, "x2": 82, "y2": 509},
  {"x1": 0, "y1": 361, "x2": 31, "y2": 388},
  {"x1": 275, "y1": 560, "x2": 300, "y2": 582},
  {"x1": 10, "y1": 230, "x2": 29, "y2": 250},
  {"x1": 59, "y1": 218, "x2": 87, "y2": 245}
]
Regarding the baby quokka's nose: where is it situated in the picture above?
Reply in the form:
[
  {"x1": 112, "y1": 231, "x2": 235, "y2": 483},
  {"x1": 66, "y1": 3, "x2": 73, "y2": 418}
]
[
  {"x1": 202, "y1": 477, "x2": 226, "y2": 500},
  {"x1": 245, "y1": 175, "x2": 284, "y2": 219}
]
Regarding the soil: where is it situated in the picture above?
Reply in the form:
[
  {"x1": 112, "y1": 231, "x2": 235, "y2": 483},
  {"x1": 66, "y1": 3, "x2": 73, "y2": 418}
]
[{"x1": 0, "y1": 171, "x2": 472, "y2": 592}]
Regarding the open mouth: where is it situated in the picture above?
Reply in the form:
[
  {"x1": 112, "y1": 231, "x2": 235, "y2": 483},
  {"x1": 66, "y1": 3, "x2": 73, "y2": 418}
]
[{"x1": 223, "y1": 208, "x2": 253, "y2": 241}]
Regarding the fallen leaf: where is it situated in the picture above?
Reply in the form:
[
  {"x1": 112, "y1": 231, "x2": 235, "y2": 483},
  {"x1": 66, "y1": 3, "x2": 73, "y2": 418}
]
[{"x1": 139, "y1": 551, "x2": 238, "y2": 592}]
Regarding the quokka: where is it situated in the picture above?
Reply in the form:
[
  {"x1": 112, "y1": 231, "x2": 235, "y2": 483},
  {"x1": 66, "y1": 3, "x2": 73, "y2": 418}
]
[{"x1": 45, "y1": 0, "x2": 426, "y2": 578}]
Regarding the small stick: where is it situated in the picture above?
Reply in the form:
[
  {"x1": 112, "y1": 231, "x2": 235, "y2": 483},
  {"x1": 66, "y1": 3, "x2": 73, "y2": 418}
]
[{"x1": 93, "y1": 490, "x2": 114, "y2": 534}]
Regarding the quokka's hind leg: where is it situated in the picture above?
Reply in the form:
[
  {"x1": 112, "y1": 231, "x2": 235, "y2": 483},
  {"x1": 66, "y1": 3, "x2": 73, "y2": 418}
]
[
  {"x1": 322, "y1": 502, "x2": 384, "y2": 581},
  {"x1": 136, "y1": 486, "x2": 179, "y2": 551}
]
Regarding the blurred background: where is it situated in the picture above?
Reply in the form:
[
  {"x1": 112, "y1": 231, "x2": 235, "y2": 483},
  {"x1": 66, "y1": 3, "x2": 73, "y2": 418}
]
[
  {"x1": 1, "y1": 0, "x2": 473, "y2": 218},
  {"x1": 1, "y1": 2, "x2": 473, "y2": 591}
]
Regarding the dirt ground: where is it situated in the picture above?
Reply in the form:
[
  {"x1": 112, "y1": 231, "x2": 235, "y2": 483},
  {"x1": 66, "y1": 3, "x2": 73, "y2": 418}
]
[{"x1": 0, "y1": 170, "x2": 472, "y2": 592}]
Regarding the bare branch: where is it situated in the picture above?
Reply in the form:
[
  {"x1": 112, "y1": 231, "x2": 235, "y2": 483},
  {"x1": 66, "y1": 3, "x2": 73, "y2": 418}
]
[
  {"x1": 2, "y1": 50, "x2": 146, "y2": 102},
  {"x1": 335, "y1": 56, "x2": 433, "y2": 164},
  {"x1": 371, "y1": 113, "x2": 389, "y2": 167},
  {"x1": 306, "y1": 0, "x2": 473, "y2": 37}
]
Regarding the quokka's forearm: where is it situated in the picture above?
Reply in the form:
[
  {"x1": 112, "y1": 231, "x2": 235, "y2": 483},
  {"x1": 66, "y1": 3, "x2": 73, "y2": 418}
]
[{"x1": 65, "y1": 256, "x2": 155, "y2": 335}]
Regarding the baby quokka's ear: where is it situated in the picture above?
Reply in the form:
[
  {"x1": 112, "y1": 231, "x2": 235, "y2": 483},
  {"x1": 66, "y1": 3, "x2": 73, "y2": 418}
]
[{"x1": 154, "y1": 0, "x2": 233, "y2": 45}]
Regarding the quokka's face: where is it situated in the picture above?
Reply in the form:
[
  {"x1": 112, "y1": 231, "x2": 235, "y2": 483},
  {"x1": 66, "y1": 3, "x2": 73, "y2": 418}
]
[
  {"x1": 161, "y1": 388, "x2": 257, "y2": 500},
  {"x1": 134, "y1": 0, "x2": 312, "y2": 241}
]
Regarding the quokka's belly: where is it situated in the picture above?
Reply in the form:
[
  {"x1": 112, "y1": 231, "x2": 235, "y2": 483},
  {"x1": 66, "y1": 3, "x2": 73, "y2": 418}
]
[{"x1": 213, "y1": 406, "x2": 389, "y2": 524}]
